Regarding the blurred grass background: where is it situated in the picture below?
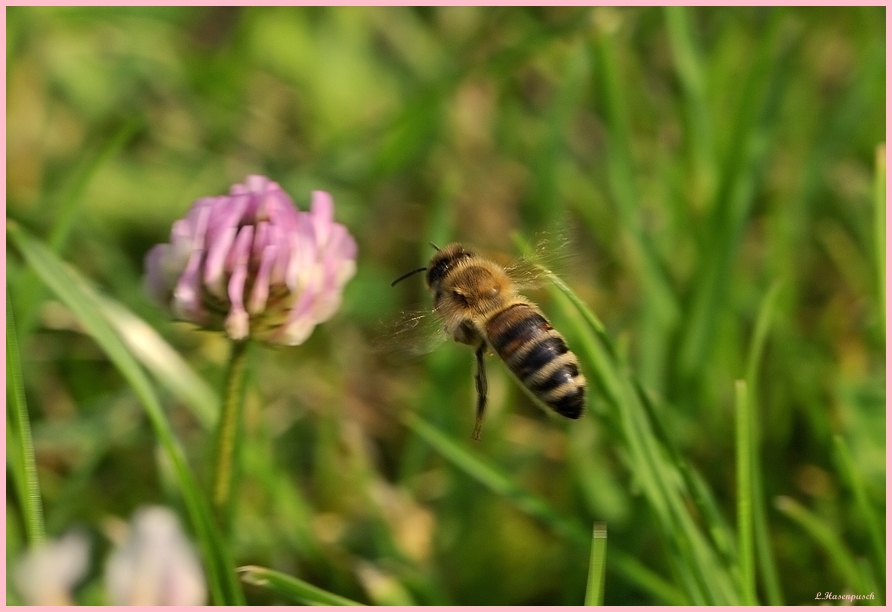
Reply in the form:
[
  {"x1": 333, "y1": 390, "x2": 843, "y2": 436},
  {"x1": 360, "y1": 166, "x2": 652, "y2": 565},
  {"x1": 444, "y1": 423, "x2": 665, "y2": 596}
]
[{"x1": 6, "y1": 6, "x2": 885, "y2": 605}]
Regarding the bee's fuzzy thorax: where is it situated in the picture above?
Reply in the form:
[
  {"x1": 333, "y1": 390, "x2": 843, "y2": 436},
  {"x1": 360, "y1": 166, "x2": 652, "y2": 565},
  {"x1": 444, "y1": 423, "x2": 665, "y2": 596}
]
[{"x1": 412, "y1": 241, "x2": 586, "y2": 437}]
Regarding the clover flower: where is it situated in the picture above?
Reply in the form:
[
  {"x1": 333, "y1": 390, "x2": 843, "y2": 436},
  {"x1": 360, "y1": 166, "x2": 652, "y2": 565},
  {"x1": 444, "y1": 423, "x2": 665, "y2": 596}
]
[
  {"x1": 105, "y1": 506, "x2": 205, "y2": 606},
  {"x1": 13, "y1": 531, "x2": 90, "y2": 605},
  {"x1": 145, "y1": 175, "x2": 357, "y2": 345}
]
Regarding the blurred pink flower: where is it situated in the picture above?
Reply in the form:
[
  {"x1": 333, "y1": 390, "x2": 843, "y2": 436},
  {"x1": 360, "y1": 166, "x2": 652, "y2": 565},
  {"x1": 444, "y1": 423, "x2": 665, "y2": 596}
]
[
  {"x1": 104, "y1": 506, "x2": 205, "y2": 606},
  {"x1": 145, "y1": 175, "x2": 357, "y2": 345},
  {"x1": 14, "y1": 531, "x2": 90, "y2": 605}
]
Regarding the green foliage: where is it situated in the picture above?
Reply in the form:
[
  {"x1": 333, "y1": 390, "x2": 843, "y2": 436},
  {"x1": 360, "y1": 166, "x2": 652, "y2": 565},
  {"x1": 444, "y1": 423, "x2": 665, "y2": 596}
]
[
  {"x1": 7, "y1": 223, "x2": 243, "y2": 605},
  {"x1": 6, "y1": 6, "x2": 884, "y2": 606},
  {"x1": 238, "y1": 565, "x2": 364, "y2": 606}
]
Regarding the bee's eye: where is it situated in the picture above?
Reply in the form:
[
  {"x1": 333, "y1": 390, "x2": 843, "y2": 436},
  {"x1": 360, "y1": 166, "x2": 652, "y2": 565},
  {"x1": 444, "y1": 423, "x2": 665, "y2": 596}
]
[{"x1": 452, "y1": 290, "x2": 469, "y2": 307}]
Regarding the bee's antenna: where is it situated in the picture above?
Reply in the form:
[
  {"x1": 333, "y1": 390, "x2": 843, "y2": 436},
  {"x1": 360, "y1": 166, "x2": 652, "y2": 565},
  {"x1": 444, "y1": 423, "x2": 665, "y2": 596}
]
[
  {"x1": 429, "y1": 242, "x2": 441, "y2": 251},
  {"x1": 390, "y1": 267, "x2": 428, "y2": 287}
]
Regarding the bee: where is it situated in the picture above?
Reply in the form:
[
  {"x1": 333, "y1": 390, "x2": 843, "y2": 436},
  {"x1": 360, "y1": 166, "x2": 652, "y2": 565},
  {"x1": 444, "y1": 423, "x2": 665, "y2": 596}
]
[{"x1": 391, "y1": 242, "x2": 586, "y2": 440}]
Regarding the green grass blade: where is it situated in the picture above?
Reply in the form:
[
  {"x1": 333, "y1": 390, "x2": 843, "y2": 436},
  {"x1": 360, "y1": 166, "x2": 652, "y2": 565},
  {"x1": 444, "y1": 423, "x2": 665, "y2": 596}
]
[
  {"x1": 590, "y1": 16, "x2": 679, "y2": 328},
  {"x1": 856, "y1": 557, "x2": 884, "y2": 606},
  {"x1": 745, "y1": 281, "x2": 784, "y2": 605},
  {"x1": 631, "y1": 378, "x2": 736, "y2": 565},
  {"x1": 832, "y1": 436, "x2": 885, "y2": 579},
  {"x1": 534, "y1": 253, "x2": 739, "y2": 604},
  {"x1": 606, "y1": 551, "x2": 685, "y2": 606},
  {"x1": 405, "y1": 413, "x2": 586, "y2": 544},
  {"x1": 241, "y1": 428, "x2": 328, "y2": 567},
  {"x1": 45, "y1": 119, "x2": 142, "y2": 254},
  {"x1": 405, "y1": 413, "x2": 684, "y2": 605},
  {"x1": 676, "y1": 9, "x2": 790, "y2": 382},
  {"x1": 363, "y1": 8, "x2": 591, "y2": 178},
  {"x1": 395, "y1": 172, "x2": 460, "y2": 486},
  {"x1": 584, "y1": 523, "x2": 607, "y2": 605},
  {"x1": 526, "y1": 39, "x2": 588, "y2": 233},
  {"x1": 664, "y1": 6, "x2": 715, "y2": 206},
  {"x1": 775, "y1": 496, "x2": 868, "y2": 594},
  {"x1": 874, "y1": 143, "x2": 885, "y2": 330},
  {"x1": 5, "y1": 288, "x2": 46, "y2": 545},
  {"x1": 734, "y1": 380, "x2": 756, "y2": 604},
  {"x1": 14, "y1": 119, "x2": 141, "y2": 336},
  {"x1": 238, "y1": 565, "x2": 364, "y2": 606},
  {"x1": 7, "y1": 221, "x2": 244, "y2": 605},
  {"x1": 510, "y1": 233, "x2": 609, "y2": 342},
  {"x1": 94, "y1": 294, "x2": 218, "y2": 429},
  {"x1": 745, "y1": 281, "x2": 784, "y2": 391}
]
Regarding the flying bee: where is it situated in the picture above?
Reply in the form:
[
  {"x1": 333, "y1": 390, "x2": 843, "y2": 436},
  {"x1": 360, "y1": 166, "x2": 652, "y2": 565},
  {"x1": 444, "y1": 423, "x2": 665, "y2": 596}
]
[{"x1": 391, "y1": 242, "x2": 586, "y2": 440}]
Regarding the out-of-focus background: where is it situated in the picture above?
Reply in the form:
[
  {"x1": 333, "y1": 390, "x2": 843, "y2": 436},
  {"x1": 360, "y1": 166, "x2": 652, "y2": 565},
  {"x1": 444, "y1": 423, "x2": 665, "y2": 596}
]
[{"x1": 6, "y1": 6, "x2": 885, "y2": 605}]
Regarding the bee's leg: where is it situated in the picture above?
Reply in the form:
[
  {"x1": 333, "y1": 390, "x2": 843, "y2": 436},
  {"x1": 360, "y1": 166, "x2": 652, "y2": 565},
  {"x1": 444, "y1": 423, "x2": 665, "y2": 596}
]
[{"x1": 472, "y1": 343, "x2": 487, "y2": 441}]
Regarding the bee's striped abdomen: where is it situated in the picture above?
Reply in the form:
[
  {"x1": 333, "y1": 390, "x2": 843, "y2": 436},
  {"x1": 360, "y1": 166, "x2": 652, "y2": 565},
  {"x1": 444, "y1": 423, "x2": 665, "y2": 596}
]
[{"x1": 485, "y1": 303, "x2": 586, "y2": 419}]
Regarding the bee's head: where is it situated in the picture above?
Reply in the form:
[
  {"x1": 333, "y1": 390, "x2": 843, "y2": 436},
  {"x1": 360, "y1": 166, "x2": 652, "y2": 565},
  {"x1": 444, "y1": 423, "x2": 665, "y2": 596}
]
[
  {"x1": 425, "y1": 243, "x2": 473, "y2": 291},
  {"x1": 389, "y1": 243, "x2": 478, "y2": 302},
  {"x1": 390, "y1": 242, "x2": 506, "y2": 317}
]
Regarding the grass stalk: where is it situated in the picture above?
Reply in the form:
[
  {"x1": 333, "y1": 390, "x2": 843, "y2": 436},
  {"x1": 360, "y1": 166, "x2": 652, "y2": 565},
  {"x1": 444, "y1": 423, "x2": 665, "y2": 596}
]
[
  {"x1": 606, "y1": 552, "x2": 685, "y2": 606},
  {"x1": 676, "y1": 8, "x2": 788, "y2": 382},
  {"x1": 96, "y1": 294, "x2": 218, "y2": 429},
  {"x1": 832, "y1": 436, "x2": 885, "y2": 579},
  {"x1": 744, "y1": 281, "x2": 785, "y2": 605},
  {"x1": 508, "y1": 236, "x2": 738, "y2": 603},
  {"x1": 874, "y1": 143, "x2": 885, "y2": 329},
  {"x1": 775, "y1": 496, "x2": 867, "y2": 595},
  {"x1": 6, "y1": 289, "x2": 46, "y2": 546},
  {"x1": 238, "y1": 565, "x2": 363, "y2": 606},
  {"x1": 15, "y1": 119, "x2": 140, "y2": 336},
  {"x1": 405, "y1": 413, "x2": 684, "y2": 605},
  {"x1": 734, "y1": 380, "x2": 756, "y2": 604},
  {"x1": 540, "y1": 261, "x2": 739, "y2": 604},
  {"x1": 590, "y1": 16, "x2": 679, "y2": 327},
  {"x1": 584, "y1": 523, "x2": 608, "y2": 605},
  {"x1": 664, "y1": 6, "x2": 715, "y2": 206}
]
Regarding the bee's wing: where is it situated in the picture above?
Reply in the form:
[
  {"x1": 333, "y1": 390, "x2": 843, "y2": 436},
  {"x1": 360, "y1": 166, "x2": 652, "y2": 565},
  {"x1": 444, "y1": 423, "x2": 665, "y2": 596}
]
[
  {"x1": 373, "y1": 307, "x2": 447, "y2": 358},
  {"x1": 505, "y1": 257, "x2": 550, "y2": 291},
  {"x1": 504, "y1": 231, "x2": 578, "y2": 291}
]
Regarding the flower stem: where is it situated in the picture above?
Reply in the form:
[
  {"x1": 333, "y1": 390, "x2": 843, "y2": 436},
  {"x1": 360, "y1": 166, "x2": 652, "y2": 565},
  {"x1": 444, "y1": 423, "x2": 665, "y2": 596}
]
[{"x1": 211, "y1": 339, "x2": 250, "y2": 533}]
